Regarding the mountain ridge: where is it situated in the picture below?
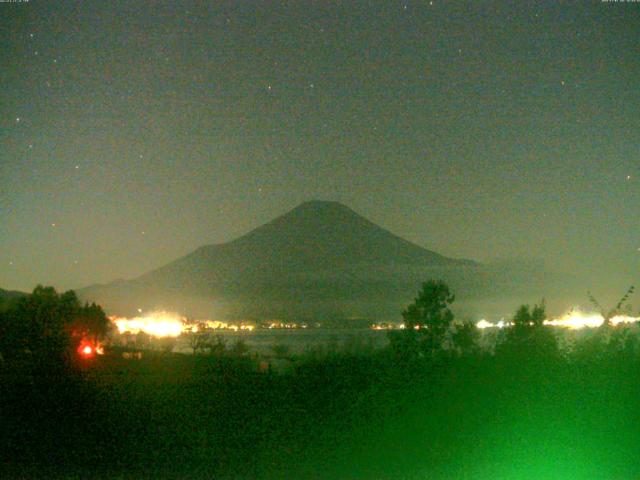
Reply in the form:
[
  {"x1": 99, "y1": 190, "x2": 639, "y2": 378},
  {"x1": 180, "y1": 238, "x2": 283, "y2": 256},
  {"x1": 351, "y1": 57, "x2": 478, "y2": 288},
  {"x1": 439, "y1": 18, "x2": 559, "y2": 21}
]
[
  {"x1": 0, "y1": 288, "x2": 27, "y2": 306},
  {"x1": 78, "y1": 201, "x2": 490, "y2": 319}
]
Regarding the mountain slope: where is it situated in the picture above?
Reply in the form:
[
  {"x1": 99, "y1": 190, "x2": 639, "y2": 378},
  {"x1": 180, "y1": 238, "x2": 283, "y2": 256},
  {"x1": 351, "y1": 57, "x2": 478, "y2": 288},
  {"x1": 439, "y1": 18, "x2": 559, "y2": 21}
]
[
  {"x1": 140, "y1": 201, "x2": 472, "y2": 287},
  {"x1": 80, "y1": 201, "x2": 479, "y2": 319}
]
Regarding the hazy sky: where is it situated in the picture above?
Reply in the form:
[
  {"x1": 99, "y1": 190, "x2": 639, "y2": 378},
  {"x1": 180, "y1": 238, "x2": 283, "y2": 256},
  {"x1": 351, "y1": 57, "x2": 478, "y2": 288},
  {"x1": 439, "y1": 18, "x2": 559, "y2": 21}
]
[{"x1": 1, "y1": 1, "x2": 638, "y2": 293}]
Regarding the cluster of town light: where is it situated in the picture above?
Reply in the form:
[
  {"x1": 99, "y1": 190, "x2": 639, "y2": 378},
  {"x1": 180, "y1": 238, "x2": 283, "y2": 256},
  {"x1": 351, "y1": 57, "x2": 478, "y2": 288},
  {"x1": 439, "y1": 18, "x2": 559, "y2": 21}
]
[
  {"x1": 110, "y1": 312, "x2": 256, "y2": 338},
  {"x1": 112, "y1": 312, "x2": 185, "y2": 337},
  {"x1": 106, "y1": 309, "x2": 640, "y2": 341},
  {"x1": 476, "y1": 310, "x2": 640, "y2": 330},
  {"x1": 190, "y1": 320, "x2": 255, "y2": 332}
]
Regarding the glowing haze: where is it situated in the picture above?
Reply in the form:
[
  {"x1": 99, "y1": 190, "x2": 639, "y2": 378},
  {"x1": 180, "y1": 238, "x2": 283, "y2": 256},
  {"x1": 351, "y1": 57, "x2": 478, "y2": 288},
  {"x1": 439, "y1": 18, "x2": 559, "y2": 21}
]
[
  {"x1": 109, "y1": 309, "x2": 640, "y2": 339},
  {"x1": 476, "y1": 310, "x2": 640, "y2": 330},
  {"x1": 112, "y1": 312, "x2": 185, "y2": 338},
  {"x1": 111, "y1": 312, "x2": 255, "y2": 338}
]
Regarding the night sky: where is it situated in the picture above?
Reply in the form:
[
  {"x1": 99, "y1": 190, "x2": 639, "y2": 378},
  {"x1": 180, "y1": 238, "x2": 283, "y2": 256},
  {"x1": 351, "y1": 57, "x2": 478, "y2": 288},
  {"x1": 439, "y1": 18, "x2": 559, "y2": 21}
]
[{"x1": 1, "y1": 1, "x2": 638, "y2": 295}]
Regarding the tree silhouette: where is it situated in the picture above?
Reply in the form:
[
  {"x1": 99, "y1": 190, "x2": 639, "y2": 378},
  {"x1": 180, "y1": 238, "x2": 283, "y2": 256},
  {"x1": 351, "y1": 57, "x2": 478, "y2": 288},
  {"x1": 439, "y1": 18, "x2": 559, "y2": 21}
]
[
  {"x1": 69, "y1": 302, "x2": 111, "y2": 346},
  {"x1": 0, "y1": 286, "x2": 110, "y2": 364},
  {"x1": 18, "y1": 286, "x2": 78, "y2": 361},
  {"x1": 451, "y1": 320, "x2": 480, "y2": 356},
  {"x1": 401, "y1": 280, "x2": 455, "y2": 357},
  {"x1": 512, "y1": 302, "x2": 546, "y2": 327},
  {"x1": 186, "y1": 323, "x2": 211, "y2": 355},
  {"x1": 0, "y1": 304, "x2": 28, "y2": 360},
  {"x1": 588, "y1": 286, "x2": 635, "y2": 326},
  {"x1": 497, "y1": 300, "x2": 558, "y2": 359}
]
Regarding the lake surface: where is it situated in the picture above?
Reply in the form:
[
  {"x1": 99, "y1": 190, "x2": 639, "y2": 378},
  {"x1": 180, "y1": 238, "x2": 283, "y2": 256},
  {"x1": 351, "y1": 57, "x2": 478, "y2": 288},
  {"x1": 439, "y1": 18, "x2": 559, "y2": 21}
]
[{"x1": 174, "y1": 328, "x2": 391, "y2": 355}]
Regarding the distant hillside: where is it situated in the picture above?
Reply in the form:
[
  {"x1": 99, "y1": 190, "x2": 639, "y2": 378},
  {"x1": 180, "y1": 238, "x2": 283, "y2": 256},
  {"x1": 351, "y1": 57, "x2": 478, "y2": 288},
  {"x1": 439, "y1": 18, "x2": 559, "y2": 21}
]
[
  {"x1": 0, "y1": 288, "x2": 27, "y2": 307},
  {"x1": 79, "y1": 201, "x2": 573, "y2": 321}
]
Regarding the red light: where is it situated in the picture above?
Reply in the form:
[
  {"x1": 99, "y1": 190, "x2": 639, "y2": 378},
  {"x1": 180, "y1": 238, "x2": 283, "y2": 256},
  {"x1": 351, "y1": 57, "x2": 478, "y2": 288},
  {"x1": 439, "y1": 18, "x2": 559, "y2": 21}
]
[{"x1": 82, "y1": 345, "x2": 93, "y2": 356}]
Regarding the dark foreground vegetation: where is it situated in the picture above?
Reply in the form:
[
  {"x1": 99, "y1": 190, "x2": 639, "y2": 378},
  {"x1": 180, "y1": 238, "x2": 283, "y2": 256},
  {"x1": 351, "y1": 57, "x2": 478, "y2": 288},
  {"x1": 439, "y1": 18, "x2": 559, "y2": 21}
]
[{"x1": 2, "y1": 283, "x2": 640, "y2": 479}]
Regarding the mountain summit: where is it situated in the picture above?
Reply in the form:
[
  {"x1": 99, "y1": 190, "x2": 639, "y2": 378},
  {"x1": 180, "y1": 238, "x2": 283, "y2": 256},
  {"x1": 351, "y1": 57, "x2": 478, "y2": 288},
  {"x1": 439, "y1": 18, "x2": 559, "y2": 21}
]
[
  {"x1": 80, "y1": 201, "x2": 476, "y2": 319},
  {"x1": 197, "y1": 200, "x2": 460, "y2": 271}
]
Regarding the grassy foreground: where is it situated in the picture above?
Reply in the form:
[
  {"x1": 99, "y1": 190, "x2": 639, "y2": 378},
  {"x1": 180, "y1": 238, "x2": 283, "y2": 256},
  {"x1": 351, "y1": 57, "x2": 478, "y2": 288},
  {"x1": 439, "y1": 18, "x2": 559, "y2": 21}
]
[{"x1": 2, "y1": 340, "x2": 640, "y2": 480}]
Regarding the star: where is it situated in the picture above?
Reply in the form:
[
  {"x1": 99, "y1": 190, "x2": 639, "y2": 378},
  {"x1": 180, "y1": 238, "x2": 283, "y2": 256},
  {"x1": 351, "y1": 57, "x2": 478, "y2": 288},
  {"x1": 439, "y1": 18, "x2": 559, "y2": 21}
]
[{"x1": 16, "y1": 117, "x2": 21, "y2": 123}]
